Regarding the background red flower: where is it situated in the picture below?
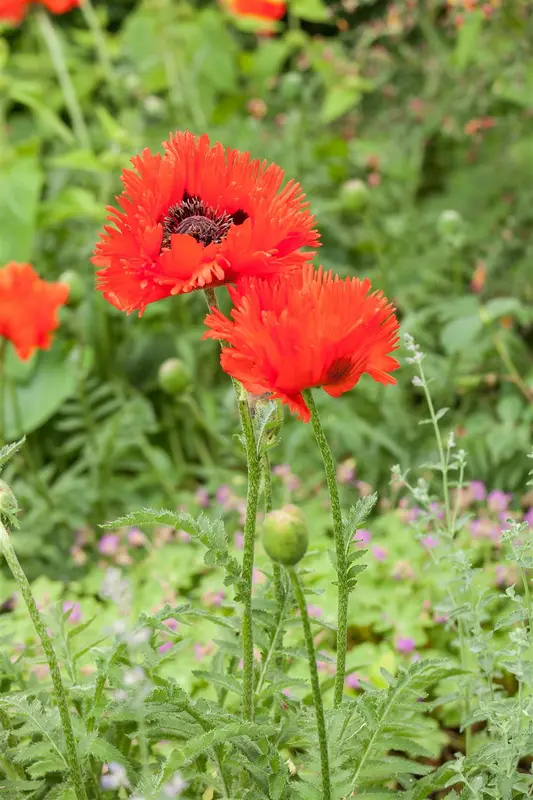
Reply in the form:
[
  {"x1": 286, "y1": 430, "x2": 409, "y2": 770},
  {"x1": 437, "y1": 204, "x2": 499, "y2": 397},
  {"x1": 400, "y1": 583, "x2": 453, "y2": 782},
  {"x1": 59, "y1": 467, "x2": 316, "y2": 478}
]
[
  {"x1": 93, "y1": 131, "x2": 318, "y2": 315},
  {"x1": 227, "y1": 0, "x2": 286, "y2": 22},
  {"x1": 0, "y1": 0, "x2": 79, "y2": 24},
  {"x1": 0, "y1": 262, "x2": 69, "y2": 361},
  {"x1": 204, "y1": 266, "x2": 400, "y2": 421}
]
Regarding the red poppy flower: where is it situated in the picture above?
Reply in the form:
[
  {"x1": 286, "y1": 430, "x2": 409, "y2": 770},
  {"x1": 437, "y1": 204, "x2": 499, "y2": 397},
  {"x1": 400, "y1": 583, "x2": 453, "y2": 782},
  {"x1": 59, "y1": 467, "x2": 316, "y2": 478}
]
[
  {"x1": 93, "y1": 131, "x2": 318, "y2": 315},
  {"x1": 0, "y1": 0, "x2": 79, "y2": 24},
  {"x1": 204, "y1": 266, "x2": 400, "y2": 422},
  {"x1": 227, "y1": 0, "x2": 286, "y2": 22},
  {"x1": 0, "y1": 262, "x2": 69, "y2": 361}
]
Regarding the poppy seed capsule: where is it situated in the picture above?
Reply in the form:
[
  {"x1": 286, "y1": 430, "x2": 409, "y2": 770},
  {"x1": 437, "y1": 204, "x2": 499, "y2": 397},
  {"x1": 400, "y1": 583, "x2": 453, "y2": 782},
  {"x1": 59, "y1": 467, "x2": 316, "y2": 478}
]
[
  {"x1": 158, "y1": 358, "x2": 191, "y2": 395},
  {"x1": 262, "y1": 505, "x2": 308, "y2": 566}
]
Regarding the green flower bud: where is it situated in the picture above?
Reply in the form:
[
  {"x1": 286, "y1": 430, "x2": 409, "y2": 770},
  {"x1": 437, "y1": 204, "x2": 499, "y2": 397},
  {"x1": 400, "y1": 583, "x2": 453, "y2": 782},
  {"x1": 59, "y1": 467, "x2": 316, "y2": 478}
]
[
  {"x1": 262, "y1": 505, "x2": 308, "y2": 567},
  {"x1": 340, "y1": 179, "x2": 369, "y2": 213},
  {"x1": 0, "y1": 480, "x2": 17, "y2": 520},
  {"x1": 59, "y1": 270, "x2": 85, "y2": 306},
  {"x1": 280, "y1": 72, "x2": 303, "y2": 102},
  {"x1": 158, "y1": 358, "x2": 191, "y2": 395}
]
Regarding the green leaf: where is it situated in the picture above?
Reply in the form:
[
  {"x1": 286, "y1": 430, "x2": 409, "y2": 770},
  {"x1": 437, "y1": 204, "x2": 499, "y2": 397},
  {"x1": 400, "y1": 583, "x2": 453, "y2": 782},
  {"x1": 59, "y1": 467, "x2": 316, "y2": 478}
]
[
  {"x1": 452, "y1": 10, "x2": 483, "y2": 72},
  {"x1": 0, "y1": 153, "x2": 43, "y2": 262},
  {"x1": 4, "y1": 346, "x2": 89, "y2": 439},
  {"x1": 0, "y1": 439, "x2": 25, "y2": 471},
  {"x1": 440, "y1": 315, "x2": 483, "y2": 355},
  {"x1": 291, "y1": 0, "x2": 330, "y2": 22},
  {"x1": 192, "y1": 670, "x2": 242, "y2": 696},
  {"x1": 164, "y1": 722, "x2": 277, "y2": 774},
  {"x1": 321, "y1": 85, "x2": 362, "y2": 123}
]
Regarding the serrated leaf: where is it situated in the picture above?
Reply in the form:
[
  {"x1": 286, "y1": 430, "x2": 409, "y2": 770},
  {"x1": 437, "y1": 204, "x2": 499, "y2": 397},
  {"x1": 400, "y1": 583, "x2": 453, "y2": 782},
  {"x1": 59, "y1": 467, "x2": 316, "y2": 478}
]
[
  {"x1": 0, "y1": 439, "x2": 25, "y2": 470},
  {"x1": 163, "y1": 722, "x2": 277, "y2": 774},
  {"x1": 192, "y1": 670, "x2": 242, "y2": 696}
]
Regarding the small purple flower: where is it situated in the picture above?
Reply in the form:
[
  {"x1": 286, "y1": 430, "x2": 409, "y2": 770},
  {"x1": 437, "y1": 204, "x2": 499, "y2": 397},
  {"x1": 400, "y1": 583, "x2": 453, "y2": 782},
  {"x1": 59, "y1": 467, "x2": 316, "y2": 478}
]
[
  {"x1": 100, "y1": 763, "x2": 129, "y2": 791},
  {"x1": 337, "y1": 458, "x2": 356, "y2": 485},
  {"x1": 307, "y1": 604, "x2": 323, "y2": 618},
  {"x1": 470, "y1": 480, "x2": 487, "y2": 501},
  {"x1": 487, "y1": 490, "x2": 510, "y2": 513},
  {"x1": 127, "y1": 527, "x2": 146, "y2": 547},
  {"x1": 235, "y1": 531, "x2": 244, "y2": 550},
  {"x1": 524, "y1": 508, "x2": 533, "y2": 526},
  {"x1": 406, "y1": 506, "x2": 420, "y2": 522},
  {"x1": 176, "y1": 529, "x2": 191, "y2": 543},
  {"x1": 162, "y1": 773, "x2": 188, "y2": 797},
  {"x1": 216, "y1": 485, "x2": 233, "y2": 509},
  {"x1": 163, "y1": 618, "x2": 179, "y2": 632},
  {"x1": 420, "y1": 534, "x2": 440, "y2": 550},
  {"x1": 98, "y1": 534, "x2": 119, "y2": 556},
  {"x1": 353, "y1": 529, "x2": 371, "y2": 547},
  {"x1": 345, "y1": 672, "x2": 360, "y2": 689},
  {"x1": 434, "y1": 612, "x2": 449, "y2": 624},
  {"x1": 273, "y1": 464, "x2": 291, "y2": 478},
  {"x1": 63, "y1": 601, "x2": 82, "y2": 624},
  {"x1": 202, "y1": 590, "x2": 225, "y2": 607},
  {"x1": 371, "y1": 545, "x2": 388, "y2": 561},
  {"x1": 158, "y1": 641, "x2": 174, "y2": 654},
  {"x1": 195, "y1": 487, "x2": 210, "y2": 508},
  {"x1": 395, "y1": 636, "x2": 416, "y2": 654},
  {"x1": 429, "y1": 502, "x2": 444, "y2": 520},
  {"x1": 194, "y1": 643, "x2": 214, "y2": 661}
]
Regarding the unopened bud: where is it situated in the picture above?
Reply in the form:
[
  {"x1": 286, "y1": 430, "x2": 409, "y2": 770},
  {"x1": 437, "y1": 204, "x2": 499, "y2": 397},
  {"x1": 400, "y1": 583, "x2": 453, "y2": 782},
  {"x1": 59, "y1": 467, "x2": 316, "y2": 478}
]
[
  {"x1": 262, "y1": 505, "x2": 308, "y2": 566},
  {"x1": 59, "y1": 270, "x2": 85, "y2": 307},
  {"x1": 340, "y1": 179, "x2": 369, "y2": 212},
  {"x1": 0, "y1": 480, "x2": 17, "y2": 520},
  {"x1": 158, "y1": 358, "x2": 191, "y2": 395}
]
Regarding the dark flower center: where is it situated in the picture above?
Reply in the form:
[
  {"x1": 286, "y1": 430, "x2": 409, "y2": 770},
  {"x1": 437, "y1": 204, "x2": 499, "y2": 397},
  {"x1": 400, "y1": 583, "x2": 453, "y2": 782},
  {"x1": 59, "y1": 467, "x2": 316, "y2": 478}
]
[
  {"x1": 161, "y1": 194, "x2": 248, "y2": 250},
  {"x1": 325, "y1": 357, "x2": 353, "y2": 384}
]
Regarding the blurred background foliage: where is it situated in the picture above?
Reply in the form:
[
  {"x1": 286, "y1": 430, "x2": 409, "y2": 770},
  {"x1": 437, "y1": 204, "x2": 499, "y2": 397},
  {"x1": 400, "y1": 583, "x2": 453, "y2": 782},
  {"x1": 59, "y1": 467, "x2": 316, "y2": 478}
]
[{"x1": 0, "y1": 0, "x2": 532, "y2": 577}]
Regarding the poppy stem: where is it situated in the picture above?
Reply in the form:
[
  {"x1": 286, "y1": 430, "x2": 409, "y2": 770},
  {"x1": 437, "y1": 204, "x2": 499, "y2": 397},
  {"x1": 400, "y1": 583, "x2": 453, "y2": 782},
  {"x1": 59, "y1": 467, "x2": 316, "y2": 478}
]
[
  {"x1": 288, "y1": 567, "x2": 332, "y2": 800},
  {"x1": 0, "y1": 520, "x2": 88, "y2": 800},
  {"x1": 260, "y1": 451, "x2": 285, "y2": 716},
  {"x1": 204, "y1": 287, "x2": 259, "y2": 720},
  {"x1": 35, "y1": 9, "x2": 91, "y2": 150},
  {"x1": 303, "y1": 388, "x2": 348, "y2": 707},
  {"x1": 0, "y1": 340, "x2": 5, "y2": 445}
]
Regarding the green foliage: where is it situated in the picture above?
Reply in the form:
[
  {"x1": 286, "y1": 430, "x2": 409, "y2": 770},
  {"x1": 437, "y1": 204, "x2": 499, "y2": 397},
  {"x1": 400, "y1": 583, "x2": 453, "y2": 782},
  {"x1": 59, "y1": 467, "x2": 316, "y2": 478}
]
[{"x1": 1, "y1": 2, "x2": 533, "y2": 799}]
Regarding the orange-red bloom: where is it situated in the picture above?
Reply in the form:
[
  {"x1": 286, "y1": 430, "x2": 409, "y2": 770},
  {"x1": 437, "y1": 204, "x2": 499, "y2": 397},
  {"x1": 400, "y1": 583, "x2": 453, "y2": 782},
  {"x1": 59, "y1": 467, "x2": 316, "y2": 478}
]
[
  {"x1": 93, "y1": 132, "x2": 318, "y2": 315},
  {"x1": 204, "y1": 266, "x2": 400, "y2": 422},
  {"x1": 227, "y1": 0, "x2": 286, "y2": 22},
  {"x1": 0, "y1": 0, "x2": 79, "y2": 24},
  {"x1": 0, "y1": 262, "x2": 69, "y2": 361}
]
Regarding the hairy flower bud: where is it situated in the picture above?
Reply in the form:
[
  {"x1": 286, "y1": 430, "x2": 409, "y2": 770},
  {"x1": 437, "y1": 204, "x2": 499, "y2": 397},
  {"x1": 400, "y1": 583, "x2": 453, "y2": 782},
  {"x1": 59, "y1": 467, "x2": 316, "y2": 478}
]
[
  {"x1": 158, "y1": 358, "x2": 191, "y2": 395},
  {"x1": 0, "y1": 479, "x2": 17, "y2": 522},
  {"x1": 262, "y1": 505, "x2": 308, "y2": 566},
  {"x1": 340, "y1": 179, "x2": 369, "y2": 212},
  {"x1": 59, "y1": 270, "x2": 84, "y2": 306}
]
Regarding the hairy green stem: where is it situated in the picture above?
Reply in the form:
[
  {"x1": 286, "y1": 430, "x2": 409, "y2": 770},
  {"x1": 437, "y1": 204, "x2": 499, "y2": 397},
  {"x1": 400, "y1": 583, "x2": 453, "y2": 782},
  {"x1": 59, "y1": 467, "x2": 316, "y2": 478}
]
[
  {"x1": 416, "y1": 357, "x2": 472, "y2": 754},
  {"x1": 289, "y1": 568, "x2": 331, "y2": 800},
  {"x1": 0, "y1": 521, "x2": 87, "y2": 800},
  {"x1": 204, "y1": 287, "x2": 260, "y2": 720},
  {"x1": 35, "y1": 8, "x2": 91, "y2": 150},
  {"x1": 238, "y1": 395, "x2": 261, "y2": 720},
  {"x1": 0, "y1": 340, "x2": 5, "y2": 445},
  {"x1": 304, "y1": 388, "x2": 348, "y2": 707}
]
